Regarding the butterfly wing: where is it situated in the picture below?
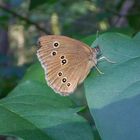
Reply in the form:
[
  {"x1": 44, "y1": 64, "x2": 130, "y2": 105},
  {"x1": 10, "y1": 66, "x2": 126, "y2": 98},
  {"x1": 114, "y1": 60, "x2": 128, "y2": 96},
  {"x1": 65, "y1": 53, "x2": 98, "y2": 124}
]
[{"x1": 37, "y1": 35, "x2": 97, "y2": 96}]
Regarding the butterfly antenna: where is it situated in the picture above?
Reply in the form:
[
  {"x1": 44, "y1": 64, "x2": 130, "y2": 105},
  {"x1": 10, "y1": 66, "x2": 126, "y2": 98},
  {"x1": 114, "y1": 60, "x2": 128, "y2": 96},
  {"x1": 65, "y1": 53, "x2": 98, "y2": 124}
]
[
  {"x1": 98, "y1": 56, "x2": 116, "y2": 63},
  {"x1": 96, "y1": 30, "x2": 99, "y2": 39}
]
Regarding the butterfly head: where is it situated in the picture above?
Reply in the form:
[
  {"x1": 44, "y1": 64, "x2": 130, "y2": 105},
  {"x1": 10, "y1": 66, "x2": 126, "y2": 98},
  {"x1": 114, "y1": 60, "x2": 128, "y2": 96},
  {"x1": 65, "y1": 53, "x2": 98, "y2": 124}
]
[
  {"x1": 94, "y1": 45, "x2": 101, "y2": 57},
  {"x1": 89, "y1": 45, "x2": 101, "y2": 66},
  {"x1": 91, "y1": 45, "x2": 101, "y2": 58}
]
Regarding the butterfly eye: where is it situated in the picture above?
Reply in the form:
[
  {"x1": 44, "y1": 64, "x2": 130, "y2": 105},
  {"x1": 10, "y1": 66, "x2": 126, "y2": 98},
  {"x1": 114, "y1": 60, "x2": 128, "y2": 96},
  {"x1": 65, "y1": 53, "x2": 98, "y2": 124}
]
[
  {"x1": 67, "y1": 83, "x2": 71, "y2": 87},
  {"x1": 61, "y1": 59, "x2": 67, "y2": 65},
  {"x1": 51, "y1": 51, "x2": 57, "y2": 56},
  {"x1": 58, "y1": 72, "x2": 63, "y2": 76},
  {"x1": 62, "y1": 77, "x2": 67, "y2": 83},
  {"x1": 53, "y1": 41, "x2": 60, "y2": 48}
]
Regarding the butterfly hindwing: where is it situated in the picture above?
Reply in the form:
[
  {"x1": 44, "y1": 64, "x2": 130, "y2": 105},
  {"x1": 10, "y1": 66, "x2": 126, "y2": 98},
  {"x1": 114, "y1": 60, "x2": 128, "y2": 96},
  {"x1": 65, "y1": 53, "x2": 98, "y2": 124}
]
[{"x1": 37, "y1": 35, "x2": 96, "y2": 95}]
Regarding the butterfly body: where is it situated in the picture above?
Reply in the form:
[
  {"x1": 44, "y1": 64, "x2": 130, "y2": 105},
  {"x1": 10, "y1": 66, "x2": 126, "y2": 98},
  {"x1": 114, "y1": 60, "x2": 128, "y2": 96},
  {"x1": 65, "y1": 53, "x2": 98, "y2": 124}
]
[{"x1": 37, "y1": 35, "x2": 98, "y2": 96}]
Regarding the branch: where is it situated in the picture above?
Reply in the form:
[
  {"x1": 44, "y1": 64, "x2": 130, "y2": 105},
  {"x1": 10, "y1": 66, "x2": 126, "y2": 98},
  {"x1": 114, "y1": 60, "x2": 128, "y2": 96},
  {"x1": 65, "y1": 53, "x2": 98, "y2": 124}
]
[{"x1": 0, "y1": 4, "x2": 51, "y2": 35}]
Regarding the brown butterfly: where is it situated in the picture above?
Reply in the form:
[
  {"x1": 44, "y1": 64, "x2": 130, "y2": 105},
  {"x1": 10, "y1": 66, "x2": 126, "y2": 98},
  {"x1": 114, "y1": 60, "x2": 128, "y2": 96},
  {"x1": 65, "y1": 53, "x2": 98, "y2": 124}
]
[{"x1": 37, "y1": 35, "x2": 104, "y2": 96}]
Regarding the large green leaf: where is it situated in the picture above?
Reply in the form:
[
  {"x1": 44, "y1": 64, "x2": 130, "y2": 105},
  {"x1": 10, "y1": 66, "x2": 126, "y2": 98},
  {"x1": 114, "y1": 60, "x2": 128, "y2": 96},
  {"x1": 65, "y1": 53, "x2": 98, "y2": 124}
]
[
  {"x1": 85, "y1": 32, "x2": 140, "y2": 140},
  {"x1": 0, "y1": 67, "x2": 94, "y2": 139}
]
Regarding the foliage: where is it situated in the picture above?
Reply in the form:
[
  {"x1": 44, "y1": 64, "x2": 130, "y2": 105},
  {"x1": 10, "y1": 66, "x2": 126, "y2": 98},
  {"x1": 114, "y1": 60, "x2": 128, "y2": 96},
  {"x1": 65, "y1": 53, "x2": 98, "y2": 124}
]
[{"x1": 0, "y1": 32, "x2": 140, "y2": 140}]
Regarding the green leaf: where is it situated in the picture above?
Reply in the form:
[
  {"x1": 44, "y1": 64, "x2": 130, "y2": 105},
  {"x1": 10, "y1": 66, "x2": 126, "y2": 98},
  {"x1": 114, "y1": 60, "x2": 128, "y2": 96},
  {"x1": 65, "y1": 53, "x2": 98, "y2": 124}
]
[
  {"x1": 29, "y1": 0, "x2": 56, "y2": 10},
  {"x1": 0, "y1": 80, "x2": 94, "y2": 140},
  {"x1": 85, "y1": 32, "x2": 140, "y2": 140},
  {"x1": 128, "y1": 15, "x2": 140, "y2": 30},
  {"x1": 22, "y1": 61, "x2": 45, "y2": 83},
  {"x1": 82, "y1": 34, "x2": 96, "y2": 46}
]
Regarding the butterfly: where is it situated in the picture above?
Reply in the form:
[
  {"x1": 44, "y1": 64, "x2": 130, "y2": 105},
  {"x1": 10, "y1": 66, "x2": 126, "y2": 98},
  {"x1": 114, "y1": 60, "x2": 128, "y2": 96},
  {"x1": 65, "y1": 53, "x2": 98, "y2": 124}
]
[{"x1": 37, "y1": 35, "x2": 103, "y2": 96}]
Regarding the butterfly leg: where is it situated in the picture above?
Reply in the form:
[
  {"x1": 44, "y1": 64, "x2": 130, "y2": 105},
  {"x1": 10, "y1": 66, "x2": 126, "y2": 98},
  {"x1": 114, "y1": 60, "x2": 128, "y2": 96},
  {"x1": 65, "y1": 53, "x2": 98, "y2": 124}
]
[
  {"x1": 94, "y1": 65, "x2": 104, "y2": 74},
  {"x1": 98, "y1": 56, "x2": 116, "y2": 63},
  {"x1": 95, "y1": 56, "x2": 116, "y2": 75}
]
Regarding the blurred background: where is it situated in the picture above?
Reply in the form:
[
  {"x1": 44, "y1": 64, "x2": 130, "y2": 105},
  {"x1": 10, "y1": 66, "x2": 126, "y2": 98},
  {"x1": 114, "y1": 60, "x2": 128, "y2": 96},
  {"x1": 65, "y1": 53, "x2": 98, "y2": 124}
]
[{"x1": 0, "y1": 0, "x2": 139, "y2": 99}]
